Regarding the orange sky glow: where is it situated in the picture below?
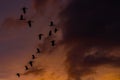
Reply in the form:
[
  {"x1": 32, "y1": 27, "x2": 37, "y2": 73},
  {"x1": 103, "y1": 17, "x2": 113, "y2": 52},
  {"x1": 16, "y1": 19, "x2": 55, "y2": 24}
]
[{"x1": 0, "y1": 0, "x2": 120, "y2": 80}]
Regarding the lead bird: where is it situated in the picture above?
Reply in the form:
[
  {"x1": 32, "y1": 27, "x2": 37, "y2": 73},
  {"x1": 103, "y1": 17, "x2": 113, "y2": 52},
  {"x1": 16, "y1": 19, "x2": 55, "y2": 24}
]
[
  {"x1": 38, "y1": 34, "x2": 44, "y2": 40},
  {"x1": 22, "y1": 7, "x2": 28, "y2": 14},
  {"x1": 29, "y1": 61, "x2": 33, "y2": 67},
  {"x1": 16, "y1": 73, "x2": 20, "y2": 78},
  {"x1": 25, "y1": 66, "x2": 29, "y2": 70},
  {"x1": 51, "y1": 40, "x2": 55, "y2": 46}
]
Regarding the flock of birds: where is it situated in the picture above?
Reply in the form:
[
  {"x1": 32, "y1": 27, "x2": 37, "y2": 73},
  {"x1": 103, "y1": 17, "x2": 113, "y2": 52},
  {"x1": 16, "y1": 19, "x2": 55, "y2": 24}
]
[{"x1": 16, "y1": 6, "x2": 58, "y2": 78}]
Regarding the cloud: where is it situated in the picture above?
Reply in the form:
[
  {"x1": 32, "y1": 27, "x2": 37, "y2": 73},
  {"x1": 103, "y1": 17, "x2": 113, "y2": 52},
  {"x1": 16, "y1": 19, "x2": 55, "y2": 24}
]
[
  {"x1": 1, "y1": 17, "x2": 27, "y2": 30},
  {"x1": 32, "y1": 0, "x2": 48, "y2": 14},
  {"x1": 32, "y1": 0, "x2": 67, "y2": 17},
  {"x1": 32, "y1": 0, "x2": 48, "y2": 9},
  {"x1": 60, "y1": 0, "x2": 120, "y2": 45},
  {"x1": 59, "y1": 0, "x2": 120, "y2": 80},
  {"x1": 23, "y1": 67, "x2": 45, "y2": 76},
  {"x1": 65, "y1": 43, "x2": 120, "y2": 80},
  {"x1": 83, "y1": 53, "x2": 120, "y2": 67}
]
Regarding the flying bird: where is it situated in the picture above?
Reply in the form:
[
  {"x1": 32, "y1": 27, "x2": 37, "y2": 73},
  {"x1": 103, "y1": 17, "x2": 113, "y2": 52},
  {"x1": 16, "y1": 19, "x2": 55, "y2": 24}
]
[
  {"x1": 19, "y1": 14, "x2": 25, "y2": 20},
  {"x1": 49, "y1": 30, "x2": 52, "y2": 37},
  {"x1": 29, "y1": 61, "x2": 33, "y2": 67},
  {"x1": 27, "y1": 20, "x2": 33, "y2": 28},
  {"x1": 32, "y1": 55, "x2": 35, "y2": 59},
  {"x1": 22, "y1": 7, "x2": 28, "y2": 14},
  {"x1": 51, "y1": 40, "x2": 55, "y2": 46},
  {"x1": 49, "y1": 21, "x2": 54, "y2": 26},
  {"x1": 38, "y1": 34, "x2": 44, "y2": 40},
  {"x1": 25, "y1": 66, "x2": 29, "y2": 70},
  {"x1": 36, "y1": 48, "x2": 40, "y2": 53},
  {"x1": 54, "y1": 28, "x2": 58, "y2": 33},
  {"x1": 16, "y1": 73, "x2": 20, "y2": 77}
]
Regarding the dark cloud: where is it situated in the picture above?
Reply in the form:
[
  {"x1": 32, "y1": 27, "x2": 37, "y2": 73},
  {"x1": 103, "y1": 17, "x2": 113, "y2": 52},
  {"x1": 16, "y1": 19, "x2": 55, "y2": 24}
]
[
  {"x1": 60, "y1": 0, "x2": 120, "y2": 45},
  {"x1": 59, "y1": 0, "x2": 120, "y2": 80},
  {"x1": 83, "y1": 54, "x2": 120, "y2": 67},
  {"x1": 65, "y1": 43, "x2": 120, "y2": 80}
]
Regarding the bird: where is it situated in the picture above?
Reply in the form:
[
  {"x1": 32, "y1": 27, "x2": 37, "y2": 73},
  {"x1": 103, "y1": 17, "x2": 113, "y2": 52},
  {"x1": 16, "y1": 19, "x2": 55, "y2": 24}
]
[
  {"x1": 36, "y1": 48, "x2": 40, "y2": 53},
  {"x1": 54, "y1": 28, "x2": 58, "y2": 33},
  {"x1": 32, "y1": 55, "x2": 35, "y2": 59},
  {"x1": 19, "y1": 14, "x2": 25, "y2": 20},
  {"x1": 29, "y1": 61, "x2": 33, "y2": 67},
  {"x1": 27, "y1": 20, "x2": 33, "y2": 28},
  {"x1": 51, "y1": 40, "x2": 55, "y2": 46},
  {"x1": 48, "y1": 30, "x2": 52, "y2": 37},
  {"x1": 25, "y1": 66, "x2": 29, "y2": 70},
  {"x1": 22, "y1": 7, "x2": 28, "y2": 14},
  {"x1": 49, "y1": 21, "x2": 54, "y2": 27},
  {"x1": 16, "y1": 73, "x2": 20, "y2": 77},
  {"x1": 38, "y1": 34, "x2": 44, "y2": 40}
]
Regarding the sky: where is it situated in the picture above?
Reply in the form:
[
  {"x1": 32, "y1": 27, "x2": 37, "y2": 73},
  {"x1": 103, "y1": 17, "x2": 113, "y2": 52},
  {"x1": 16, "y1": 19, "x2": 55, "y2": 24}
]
[{"x1": 0, "y1": 0, "x2": 120, "y2": 80}]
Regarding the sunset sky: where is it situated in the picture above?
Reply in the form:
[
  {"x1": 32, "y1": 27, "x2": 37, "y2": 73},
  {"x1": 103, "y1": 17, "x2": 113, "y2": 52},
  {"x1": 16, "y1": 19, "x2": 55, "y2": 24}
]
[{"x1": 0, "y1": 0, "x2": 120, "y2": 80}]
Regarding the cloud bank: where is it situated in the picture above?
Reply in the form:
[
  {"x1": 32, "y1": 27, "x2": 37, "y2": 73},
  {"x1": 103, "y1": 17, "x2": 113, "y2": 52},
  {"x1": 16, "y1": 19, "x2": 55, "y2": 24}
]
[{"x1": 59, "y1": 0, "x2": 120, "y2": 80}]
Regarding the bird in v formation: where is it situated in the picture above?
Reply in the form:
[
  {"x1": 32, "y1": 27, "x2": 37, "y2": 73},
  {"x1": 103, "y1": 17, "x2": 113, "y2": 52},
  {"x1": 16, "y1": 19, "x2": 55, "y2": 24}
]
[
  {"x1": 17, "y1": 7, "x2": 59, "y2": 77},
  {"x1": 22, "y1": 7, "x2": 28, "y2": 14}
]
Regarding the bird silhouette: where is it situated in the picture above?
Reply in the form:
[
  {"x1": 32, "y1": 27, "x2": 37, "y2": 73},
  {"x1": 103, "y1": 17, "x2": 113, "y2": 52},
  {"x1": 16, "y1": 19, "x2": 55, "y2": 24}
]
[
  {"x1": 25, "y1": 66, "x2": 29, "y2": 70},
  {"x1": 16, "y1": 73, "x2": 20, "y2": 77},
  {"x1": 38, "y1": 34, "x2": 44, "y2": 40},
  {"x1": 27, "y1": 20, "x2": 33, "y2": 28},
  {"x1": 22, "y1": 7, "x2": 28, "y2": 14},
  {"x1": 51, "y1": 40, "x2": 55, "y2": 46},
  {"x1": 49, "y1": 30, "x2": 52, "y2": 37},
  {"x1": 49, "y1": 21, "x2": 54, "y2": 26},
  {"x1": 36, "y1": 48, "x2": 40, "y2": 53},
  {"x1": 29, "y1": 61, "x2": 33, "y2": 67},
  {"x1": 19, "y1": 14, "x2": 25, "y2": 20},
  {"x1": 32, "y1": 55, "x2": 35, "y2": 59},
  {"x1": 54, "y1": 28, "x2": 58, "y2": 33}
]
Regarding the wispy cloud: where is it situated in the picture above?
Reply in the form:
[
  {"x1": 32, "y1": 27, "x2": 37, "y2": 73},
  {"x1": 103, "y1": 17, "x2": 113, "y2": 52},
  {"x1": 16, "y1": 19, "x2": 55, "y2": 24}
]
[
  {"x1": 23, "y1": 67, "x2": 45, "y2": 76},
  {"x1": 1, "y1": 17, "x2": 27, "y2": 30}
]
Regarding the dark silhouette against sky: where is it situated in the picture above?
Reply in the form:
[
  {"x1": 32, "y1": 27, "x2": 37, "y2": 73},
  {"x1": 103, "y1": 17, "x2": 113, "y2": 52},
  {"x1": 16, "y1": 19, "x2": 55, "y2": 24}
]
[{"x1": 0, "y1": 0, "x2": 120, "y2": 80}]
